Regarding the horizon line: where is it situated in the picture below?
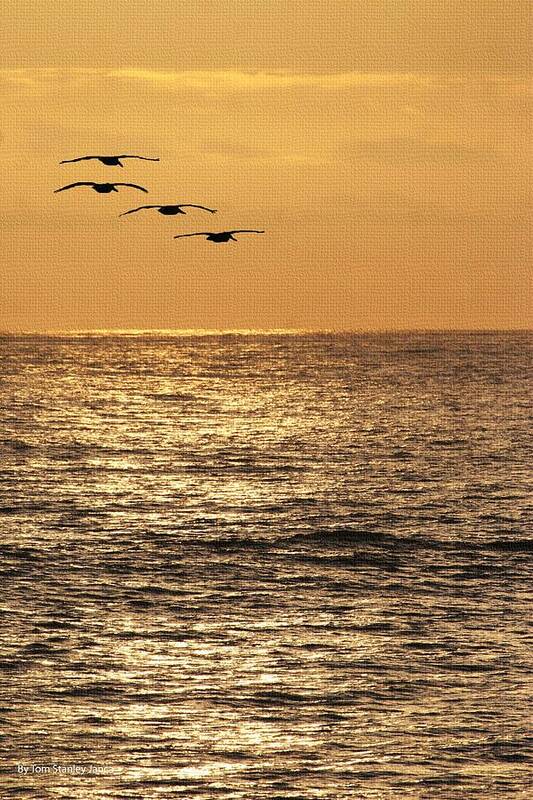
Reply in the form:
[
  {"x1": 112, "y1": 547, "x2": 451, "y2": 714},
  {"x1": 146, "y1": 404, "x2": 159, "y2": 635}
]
[{"x1": 1, "y1": 327, "x2": 531, "y2": 337}]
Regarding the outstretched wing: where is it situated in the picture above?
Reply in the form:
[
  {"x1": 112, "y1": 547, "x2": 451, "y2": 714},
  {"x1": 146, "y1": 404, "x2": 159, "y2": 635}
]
[
  {"x1": 59, "y1": 156, "x2": 98, "y2": 164},
  {"x1": 228, "y1": 230, "x2": 265, "y2": 234},
  {"x1": 173, "y1": 233, "x2": 211, "y2": 239},
  {"x1": 54, "y1": 182, "x2": 95, "y2": 193},
  {"x1": 181, "y1": 205, "x2": 217, "y2": 213},
  {"x1": 119, "y1": 205, "x2": 158, "y2": 216},
  {"x1": 115, "y1": 183, "x2": 149, "y2": 192},
  {"x1": 117, "y1": 155, "x2": 160, "y2": 161}
]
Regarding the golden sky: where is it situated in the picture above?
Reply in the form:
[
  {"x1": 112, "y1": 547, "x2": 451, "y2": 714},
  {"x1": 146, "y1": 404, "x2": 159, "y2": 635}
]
[{"x1": 1, "y1": 1, "x2": 531, "y2": 331}]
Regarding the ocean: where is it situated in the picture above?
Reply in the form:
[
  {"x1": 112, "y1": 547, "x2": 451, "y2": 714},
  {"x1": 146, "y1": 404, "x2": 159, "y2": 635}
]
[{"x1": 1, "y1": 331, "x2": 531, "y2": 798}]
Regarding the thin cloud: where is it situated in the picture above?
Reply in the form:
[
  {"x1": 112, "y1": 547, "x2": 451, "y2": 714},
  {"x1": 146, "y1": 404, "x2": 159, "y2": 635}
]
[
  {"x1": 0, "y1": 69, "x2": 40, "y2": 87},
  {"x1": 0, "y1": 68, "x2": 528, "y2": 95},
  {"x1": 104, "y1": 69, "x2": 436, "y2": 90},
  {"x1": 0, "y1": 68, "x2": 435, "y2": 91}
]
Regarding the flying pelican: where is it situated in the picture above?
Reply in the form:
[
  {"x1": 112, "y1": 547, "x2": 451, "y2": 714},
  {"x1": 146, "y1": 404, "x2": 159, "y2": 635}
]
[
  {"x1": 173, "y1": 230, "x2": 265, "y2": 243},
  {"x1": 60, "y1": 155, "x2": 159, "y2": 167},
  {"x1": 120, "y1": 204, "x2": 217, "y2": 217},
  {"x1": 54, "y1": 182, "x2": 148, "y2": 194}
]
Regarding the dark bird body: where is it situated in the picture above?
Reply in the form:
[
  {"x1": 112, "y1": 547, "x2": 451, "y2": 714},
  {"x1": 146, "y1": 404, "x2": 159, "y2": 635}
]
[
  {"x1": 120, "y1": 204, "x2": 216, "y2": 217},
  {"x1": 60, "y1": 155, "x2": 159, "y2": 167},
  {"x1": 54, "y1": 182, "x2": 148, "y2": 194},
  {"x1": 174, "y1": 230, "x2": 265, "y2": 243}
]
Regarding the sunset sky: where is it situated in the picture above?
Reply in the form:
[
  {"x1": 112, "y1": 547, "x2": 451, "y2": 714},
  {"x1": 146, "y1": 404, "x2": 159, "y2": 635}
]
[{"x1": 1, "y1": 1, "x2": 531, "y2": 331}]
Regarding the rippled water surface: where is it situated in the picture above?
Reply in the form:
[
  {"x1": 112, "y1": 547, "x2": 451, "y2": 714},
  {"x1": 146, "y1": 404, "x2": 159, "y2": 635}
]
[{"x1": 1, "y1": 332, "x2": 531, "y2": 798}]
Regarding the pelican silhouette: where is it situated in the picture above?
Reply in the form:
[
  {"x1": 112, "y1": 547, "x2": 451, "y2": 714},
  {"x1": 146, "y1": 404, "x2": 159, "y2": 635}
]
[
  {"x1": 173, "y1": 230, "x2": 265, "y2": 243},
  {"x1": 120, "y1": 204, "x2": 216, "y2": 217},
  {"x1": 54, "y1": 182, "x2": 148, "y2": 194},
  {"x1": 60, "y1": 155, "x2": 159, "y2": 167}
]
